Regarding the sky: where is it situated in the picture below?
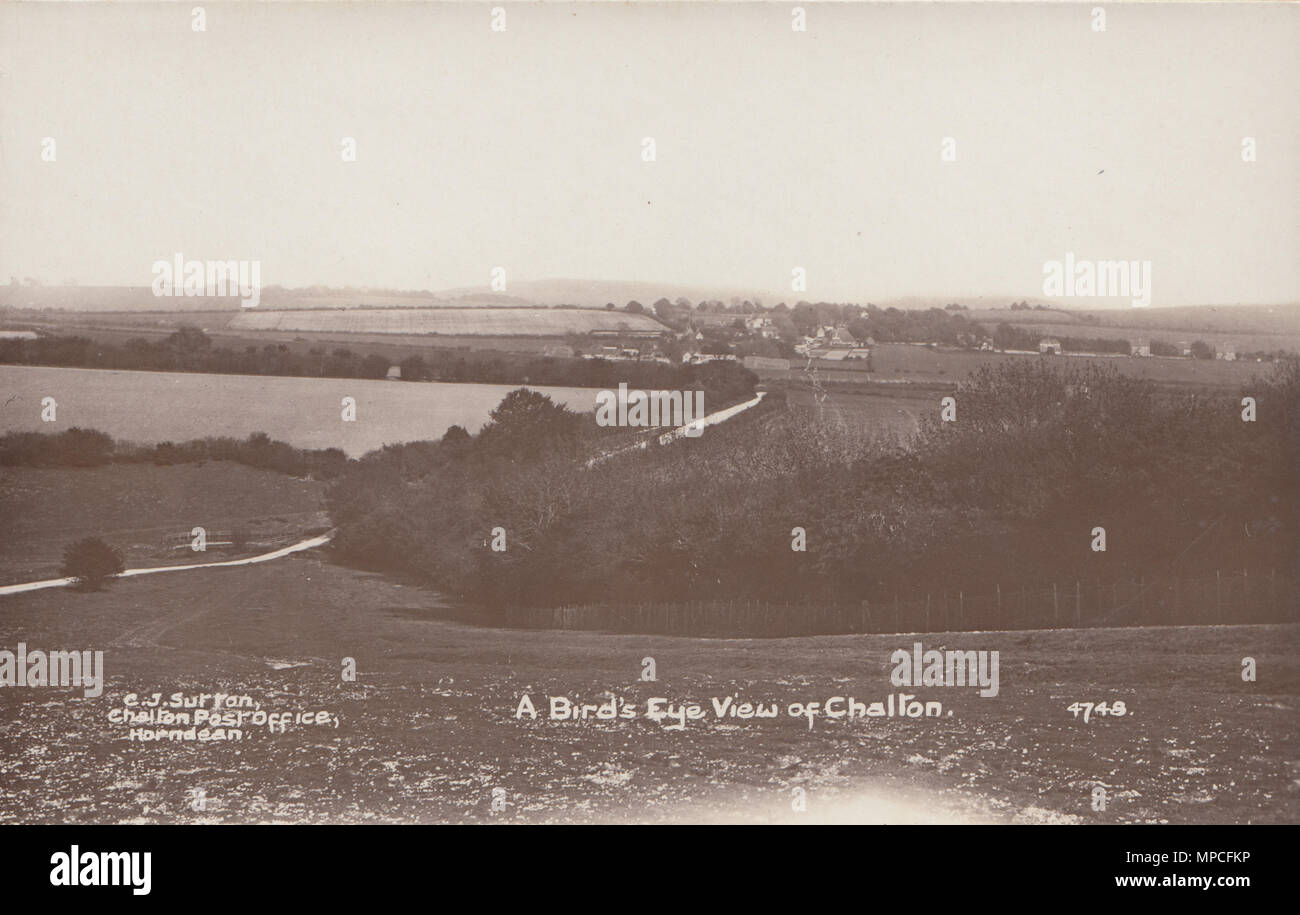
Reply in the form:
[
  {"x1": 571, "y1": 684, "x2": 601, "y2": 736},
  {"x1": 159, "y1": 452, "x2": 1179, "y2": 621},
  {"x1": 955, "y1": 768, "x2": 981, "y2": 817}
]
[{"x1": 1, "y1": 1, "x2": 1297, "y2": 307}]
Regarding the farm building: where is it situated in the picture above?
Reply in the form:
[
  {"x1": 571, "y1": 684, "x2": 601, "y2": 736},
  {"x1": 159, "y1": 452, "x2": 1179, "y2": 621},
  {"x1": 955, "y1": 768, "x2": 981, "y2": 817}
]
[
  {"x1": 1039, "y1": 338, "x2": 1063, "y2": 355},
  {"x1": 386, "y1": 365, "x2": 401, "y2": 380},
  {"x1": 1132, "y1": 339, "x2": 1151, "y2": 357}
]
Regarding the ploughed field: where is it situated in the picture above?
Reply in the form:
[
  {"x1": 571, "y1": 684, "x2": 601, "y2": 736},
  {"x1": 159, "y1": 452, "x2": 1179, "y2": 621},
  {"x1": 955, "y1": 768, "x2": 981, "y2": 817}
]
[
  {"x1": 0, "y1": 557, "x2": 1294, "y2": 824},
  {"x1": 227, "y1": 307, "x2": 669, "y2": 337}
]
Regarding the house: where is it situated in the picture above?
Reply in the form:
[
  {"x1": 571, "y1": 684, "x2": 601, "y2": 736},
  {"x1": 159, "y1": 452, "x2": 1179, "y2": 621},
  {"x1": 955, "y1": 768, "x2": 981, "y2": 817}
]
[
  {"x1": 828, "y1": 326, "x2": 857, "y2": 348},
  {"x1": 1039, "y1": 338, "x2": 1063, "y2": 355},
  {"x1": 1178, "y1": 341, "x2": 1192, "y2": 357},
  {"x1": 1132, "y1": 339, "x2": 1151, "y2": 357},
  {"x1": 386, "y1": 365, "x2": 402, "y2": 380},
  {"x1": 1217, "y1": 345, "x2": 1237, "y2": 362}
]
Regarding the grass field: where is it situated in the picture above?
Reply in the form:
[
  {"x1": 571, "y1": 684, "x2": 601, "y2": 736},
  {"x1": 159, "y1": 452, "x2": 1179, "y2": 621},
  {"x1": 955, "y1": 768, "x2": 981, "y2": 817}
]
[
  {"x1": 0, "y1": 464, "x2": 328, "y2": 585},
  {"x1": 868, "y1": 343, "x2": 1269, "y2": 388},
  {"x1": 967, "y1": 303, "x2": 1300, "y2": 337},
  {"x1": 981, "y1": 322, "x2": 1300, "y2": 356},
  {"x1": 0, "y1": 365, "x2": 602, "y2": 457},
  {"x1": 782, "y1": 386, "x2": 926, "y2": 441},
  {"x1": 0, "y1": 556, "x2": 1294, "y2": 824}
]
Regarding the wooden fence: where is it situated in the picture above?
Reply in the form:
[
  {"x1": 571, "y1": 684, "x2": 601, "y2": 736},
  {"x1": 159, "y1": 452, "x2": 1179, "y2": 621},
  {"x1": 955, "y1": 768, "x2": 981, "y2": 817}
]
[{"x1": 503, "y1": 570, "x2": 1298, "y2": 637}]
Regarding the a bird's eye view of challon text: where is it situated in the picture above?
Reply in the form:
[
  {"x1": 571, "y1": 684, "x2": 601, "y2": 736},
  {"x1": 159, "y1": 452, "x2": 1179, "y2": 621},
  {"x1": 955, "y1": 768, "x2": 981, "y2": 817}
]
[{"x1": 0, "y1": 0, "x2": 1296, "y2": 900}]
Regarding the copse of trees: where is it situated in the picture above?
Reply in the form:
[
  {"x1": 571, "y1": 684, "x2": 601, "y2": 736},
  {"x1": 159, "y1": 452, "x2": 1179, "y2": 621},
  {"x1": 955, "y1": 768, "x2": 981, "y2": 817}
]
[
  {"x1": 993, "y1": 323, "x2": 1131, "y2": 354},
  {"x1": 326, "y1": 359, "x2": 1298, "y2": 623}
]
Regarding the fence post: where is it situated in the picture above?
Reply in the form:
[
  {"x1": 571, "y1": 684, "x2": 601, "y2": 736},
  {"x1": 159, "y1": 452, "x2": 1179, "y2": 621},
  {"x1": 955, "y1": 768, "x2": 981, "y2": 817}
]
[
  {"x1": 925, "y1": 593, "x2": 931, "y2": 632},
  {"x1": 1075, "y1": 581, "x2": 1081, "y2": 627},
  {"x1": 959, "y1": 591, "x2": 964, "y2": 630},
  {"x1": 1216, "y1": 570, "x2": 1222, "y2": 615},
  {"x1": 1053, "y1": 583, "x2": 1059, "y2": 627}
]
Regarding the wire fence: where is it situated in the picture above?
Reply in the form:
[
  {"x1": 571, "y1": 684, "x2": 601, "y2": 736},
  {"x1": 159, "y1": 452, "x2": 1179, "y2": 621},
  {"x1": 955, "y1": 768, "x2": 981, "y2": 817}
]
[{"x1": 504, "y1": 570, "x2": 1298, "y2": 637}]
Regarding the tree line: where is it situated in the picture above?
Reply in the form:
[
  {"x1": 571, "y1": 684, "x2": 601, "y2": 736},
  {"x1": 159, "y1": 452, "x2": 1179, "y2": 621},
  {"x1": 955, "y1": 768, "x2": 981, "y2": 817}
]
[
  {"x1": 0, "y1": 328, "x2": 759, "y2": 404},
  {"x1": 0, "y1": 427, "x2": 350, "y2": 479}
]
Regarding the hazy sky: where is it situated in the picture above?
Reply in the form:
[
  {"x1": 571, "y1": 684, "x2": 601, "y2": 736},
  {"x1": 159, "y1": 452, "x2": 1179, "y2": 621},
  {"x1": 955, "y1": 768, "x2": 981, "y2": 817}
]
[{"x1": 1, "y1": 2, "x2": 1297, "y2": 306}]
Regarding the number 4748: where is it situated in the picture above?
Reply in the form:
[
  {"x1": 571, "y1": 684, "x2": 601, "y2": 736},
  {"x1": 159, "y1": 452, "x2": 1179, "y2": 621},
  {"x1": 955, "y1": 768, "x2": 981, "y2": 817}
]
[{"x1": 1067, "y1": 701, "x2": 1127, "y2": 723}]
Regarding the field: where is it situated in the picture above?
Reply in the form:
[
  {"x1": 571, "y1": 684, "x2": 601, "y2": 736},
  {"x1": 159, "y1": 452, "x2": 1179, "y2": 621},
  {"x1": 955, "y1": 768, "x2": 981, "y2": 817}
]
[
  {"x1": 967, "y1": 303, "x2": 1300, "y2": 336},
  {"x1": 782, "y1": 386, "x2": 927, "y2": 441},
  {"x1": 0, "y1": 365, "x2": 603, "y2": 457},
  {"x1": 966, "y1": 303, "x2": 1300, "y2": 354},
  {"x1": 0, "y1": 464, "x2": 328, "y2": 585},
  {"x1": 760, "y1": 344, "x2": 1268, "y2": 389},
  {"x1": 228, "y1": 307, "x2": 669, "y2": 337},
  {"x1": 0, "y1": 555, "x2": 1294, "y2": 824},
  {"x1": 980, "y1": 322, "x2": 1300, "y2": 356},
  {"x1": 867, "y1": 343, "x2": 1268, "y2": 388}
]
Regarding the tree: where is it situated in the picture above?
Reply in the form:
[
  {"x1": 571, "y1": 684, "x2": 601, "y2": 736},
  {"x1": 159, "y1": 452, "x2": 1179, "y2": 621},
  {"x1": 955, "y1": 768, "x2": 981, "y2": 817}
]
[
  {"x1": 400, "y1": 354, "x2": 429, "y2": 381},
  {"x1": 61, "y1": 537, "x2": 125, "y2": 591},
  {"x1": 442, "y1": 424, "x2": 471, "y2": 445},
  {"x1": 360, "y1": 354, "x2": 390, "y2": 378},
  {"x1": 166, "y1": 325, "x2": 212, "y2": 353},
  {"x1": 477, "y1": 389, "x2": 583, "y2": 460},
  {"x1": 625, "y1": 300, "x2": 645, "y2": 314},
  {"x1": 1190, "y1": 340, "x2": 1215, "y2": 360}
]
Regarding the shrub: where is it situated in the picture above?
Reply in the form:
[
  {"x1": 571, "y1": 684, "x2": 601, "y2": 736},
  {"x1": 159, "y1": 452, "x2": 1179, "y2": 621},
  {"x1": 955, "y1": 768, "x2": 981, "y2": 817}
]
[{"x1": 61, "y1": 537, "x2": 126, "y2": 591}]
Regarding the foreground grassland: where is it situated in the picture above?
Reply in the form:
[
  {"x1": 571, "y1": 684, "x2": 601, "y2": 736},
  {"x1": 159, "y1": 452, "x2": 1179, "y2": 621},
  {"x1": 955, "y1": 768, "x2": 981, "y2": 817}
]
[
  {"x1": 0, "y1": 559, "x2": 1294, "y2": 824},
  {"x1": 0, "y1": 464, "x2": 328, "y2": 584}
]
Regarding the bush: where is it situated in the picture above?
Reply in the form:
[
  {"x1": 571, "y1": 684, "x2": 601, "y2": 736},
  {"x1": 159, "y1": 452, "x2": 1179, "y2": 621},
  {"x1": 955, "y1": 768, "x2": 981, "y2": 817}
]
[{"x1": 61, "y1": 537, "x2": 126, "y2": 591}]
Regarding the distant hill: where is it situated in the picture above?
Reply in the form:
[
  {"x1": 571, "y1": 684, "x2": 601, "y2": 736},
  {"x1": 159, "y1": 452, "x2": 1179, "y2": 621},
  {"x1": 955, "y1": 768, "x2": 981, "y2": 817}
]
[
  {"x1": 434, "y1": 278, "x2": 783, "y2": 309},
  {"x1": 0, "y1": 285, "x2": 479, "y2": 313},
  {"x1": 871, "y1": 295, "x2": 1064, "y2": 311}
]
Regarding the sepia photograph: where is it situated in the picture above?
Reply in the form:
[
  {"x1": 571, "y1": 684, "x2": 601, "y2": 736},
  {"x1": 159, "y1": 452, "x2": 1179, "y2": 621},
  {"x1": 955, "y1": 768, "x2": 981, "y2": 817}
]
[{"x1": 0, "y1": 0, "x2": 1296, "y2": 896}]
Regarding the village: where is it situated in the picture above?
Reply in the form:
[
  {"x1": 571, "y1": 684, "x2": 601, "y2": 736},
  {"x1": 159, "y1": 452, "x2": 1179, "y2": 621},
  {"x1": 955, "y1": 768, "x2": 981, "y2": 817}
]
[{"x1": 571, "y1": 298, "x2": 1261, "y2": 378}]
